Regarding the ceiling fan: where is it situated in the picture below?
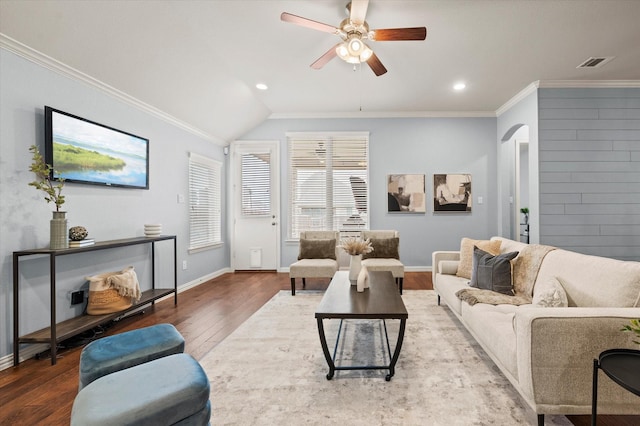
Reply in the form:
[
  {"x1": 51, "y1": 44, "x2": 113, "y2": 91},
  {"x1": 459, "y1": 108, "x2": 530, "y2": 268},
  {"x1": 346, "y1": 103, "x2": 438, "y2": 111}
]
[{"x1": 281, "y1": 0, "x2": 427, "y2": 76}]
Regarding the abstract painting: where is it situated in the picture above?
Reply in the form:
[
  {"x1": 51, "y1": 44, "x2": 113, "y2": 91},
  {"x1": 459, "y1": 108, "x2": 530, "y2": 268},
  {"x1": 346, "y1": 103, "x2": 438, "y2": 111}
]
[
  {"x1": 433, "y1": 174, "x2": 472, "y2": 212},
  {"x1": 387, "y1": 174, "x2": 426, "y2": 213}
]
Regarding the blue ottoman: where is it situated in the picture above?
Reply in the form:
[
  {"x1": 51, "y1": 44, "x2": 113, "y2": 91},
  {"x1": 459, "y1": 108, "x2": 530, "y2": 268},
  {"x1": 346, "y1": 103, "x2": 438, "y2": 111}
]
[
  {"x1": 71, "y1": 353, "x2": 211, "y2": 426},
  {"x1": 79, "y1": 323, "x2": 185, "y2": 390}
]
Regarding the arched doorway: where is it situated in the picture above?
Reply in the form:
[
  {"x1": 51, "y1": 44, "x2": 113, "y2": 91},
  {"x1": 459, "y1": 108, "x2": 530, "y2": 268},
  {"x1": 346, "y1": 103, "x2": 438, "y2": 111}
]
[{"x1": 500, "y1": 124, "x2": 530, "y2": 242}]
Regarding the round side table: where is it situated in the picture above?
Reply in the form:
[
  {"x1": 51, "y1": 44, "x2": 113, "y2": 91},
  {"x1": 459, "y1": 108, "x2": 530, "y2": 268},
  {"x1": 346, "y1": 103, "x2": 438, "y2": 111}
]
[{"x1": 591, "y1": 348, "x2": 640, "y2": 426}]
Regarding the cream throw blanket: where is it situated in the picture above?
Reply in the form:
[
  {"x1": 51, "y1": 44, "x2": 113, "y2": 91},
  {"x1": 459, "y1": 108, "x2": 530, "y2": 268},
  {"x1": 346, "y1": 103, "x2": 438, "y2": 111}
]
[
  {"x1": 456, "y1": 244, "x2": 556, "y2": 306},
  {"x1": 107, "y1": 266, "x2": 142, "y2": 302},
  {"x1": 87, "y1": 266, "x2": 142, "y2": 302}
]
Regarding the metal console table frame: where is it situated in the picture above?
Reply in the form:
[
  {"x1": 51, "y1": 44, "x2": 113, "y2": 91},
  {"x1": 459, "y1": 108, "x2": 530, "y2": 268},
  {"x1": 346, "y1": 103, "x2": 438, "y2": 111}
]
[
  {"x1": 13, "y1": 235, "x2": 177, "y2": 366},
  {"x1": 315, "y1": 271, "x2": 408, "y2": 381}
]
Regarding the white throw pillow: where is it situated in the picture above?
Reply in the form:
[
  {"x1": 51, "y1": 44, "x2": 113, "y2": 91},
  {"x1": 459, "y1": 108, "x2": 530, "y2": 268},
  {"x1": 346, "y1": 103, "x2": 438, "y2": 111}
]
[{"x1": 532, "y1": 276, "x2": 568, "y2": 307}]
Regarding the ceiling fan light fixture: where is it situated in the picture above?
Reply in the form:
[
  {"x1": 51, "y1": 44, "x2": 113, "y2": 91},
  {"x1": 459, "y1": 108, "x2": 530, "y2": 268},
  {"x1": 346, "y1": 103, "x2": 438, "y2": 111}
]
[
  {"x1": 336, "y1": 42, "x2": 360, "y2": 63},
  {"x1": 336, "y1": 36, "x2": 372, "y2": 64},
  {"x1": 336, "y1": 43, "x2": 350, "y2": 60},
  {"x1": 347, "y1": 37, "x2": 363, "y2": 55},
  {"x1": 360, "y1": 45, "x2": 373, "y2": 61}
]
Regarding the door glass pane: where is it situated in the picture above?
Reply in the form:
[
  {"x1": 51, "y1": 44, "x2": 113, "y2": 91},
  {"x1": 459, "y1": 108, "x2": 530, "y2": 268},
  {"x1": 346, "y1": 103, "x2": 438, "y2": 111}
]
[{"x1": 241, "y1": 153, "x2": 271, "y2": 216}]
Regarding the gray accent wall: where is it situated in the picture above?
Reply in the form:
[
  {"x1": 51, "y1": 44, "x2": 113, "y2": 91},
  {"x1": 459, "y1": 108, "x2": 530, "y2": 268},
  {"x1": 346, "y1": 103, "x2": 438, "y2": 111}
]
[
  {"x1": 538, "y1": 88, "x2": 640, "y2": 260},
  {"x1": 0, "y1": 49, "x2": 228, "y2": 361}
]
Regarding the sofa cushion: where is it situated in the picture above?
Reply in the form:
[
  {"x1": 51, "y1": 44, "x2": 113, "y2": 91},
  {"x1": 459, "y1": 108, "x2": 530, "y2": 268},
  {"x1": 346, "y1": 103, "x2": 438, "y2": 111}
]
[
  {"x1": 461, "y1": 302, "x2": 519, "y2": 379},
  {"x1": 456, "y1": 238, "x2": 501, "y2": 279},
  {"x1": 532, "y1": 276, "x2": 568, "y2": 307},
  {"x1": 298, "y1": 238, "x2": 336, "y2": 260},
  {"x1": 434, "y1": 274, "x2": 468, "y2": 316},
  {"x1": 469, "y1": 247, "x2": 519, "y2": 295},
  {"x1": 536, "y1": 249, "x2": 640, "y2": 307},
  {"x1": 362, "y1": 237, "x2": 400, "y2": 259}
]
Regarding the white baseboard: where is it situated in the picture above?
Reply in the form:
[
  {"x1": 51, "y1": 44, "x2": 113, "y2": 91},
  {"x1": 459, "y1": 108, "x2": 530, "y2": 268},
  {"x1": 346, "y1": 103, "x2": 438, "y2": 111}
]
[
  {"x1": 0, "y1": 344, "x2": 49, "y2": 372},
  {"x1": 0, "y1": 267, "x2": 233, "y2": 372}
]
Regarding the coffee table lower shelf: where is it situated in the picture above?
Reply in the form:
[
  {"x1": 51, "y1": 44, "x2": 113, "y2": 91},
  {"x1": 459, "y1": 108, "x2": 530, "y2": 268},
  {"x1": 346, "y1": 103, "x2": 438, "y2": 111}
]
[{"x1": 316, "y1": 317, "x2": 407, "y2": 381}]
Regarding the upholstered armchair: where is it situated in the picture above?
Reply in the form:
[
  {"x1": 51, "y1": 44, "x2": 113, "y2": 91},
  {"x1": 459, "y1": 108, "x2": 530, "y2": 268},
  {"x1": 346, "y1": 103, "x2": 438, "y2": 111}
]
[
  {"x1": 361, "y1": 230, "x2": 405, "y2": 294},
  {"x1": 289, "y1": 231, "x2": 339, "y2": 295}
]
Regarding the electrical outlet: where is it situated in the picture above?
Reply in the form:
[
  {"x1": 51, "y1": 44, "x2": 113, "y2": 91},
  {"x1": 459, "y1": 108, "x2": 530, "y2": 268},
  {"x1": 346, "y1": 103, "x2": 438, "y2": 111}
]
[
  {"x1": 182, "y1": 260, "x2": 188, "y2": 270},
  {"x1": 71, "y1": 290, "x2": 84, "y2": 305}
]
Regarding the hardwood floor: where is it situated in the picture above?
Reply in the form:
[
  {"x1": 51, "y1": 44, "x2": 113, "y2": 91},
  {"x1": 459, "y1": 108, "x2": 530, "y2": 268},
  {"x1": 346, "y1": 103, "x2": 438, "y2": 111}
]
[{"x1": 0, "y1": 271, "x2": 636, "y2": 425}]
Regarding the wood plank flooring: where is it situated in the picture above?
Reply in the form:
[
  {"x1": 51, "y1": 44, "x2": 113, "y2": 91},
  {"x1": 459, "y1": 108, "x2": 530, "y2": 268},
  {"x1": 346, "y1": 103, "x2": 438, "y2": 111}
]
[{"x1": 0, "y1": 271, "x2": 636, "y2": 425}]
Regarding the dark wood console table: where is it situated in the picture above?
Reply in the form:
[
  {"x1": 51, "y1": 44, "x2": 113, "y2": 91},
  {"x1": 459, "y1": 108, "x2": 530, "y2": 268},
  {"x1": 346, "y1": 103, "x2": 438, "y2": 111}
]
[{"x1": 13, "y1": 235, "x2": 177, "y2": 366}]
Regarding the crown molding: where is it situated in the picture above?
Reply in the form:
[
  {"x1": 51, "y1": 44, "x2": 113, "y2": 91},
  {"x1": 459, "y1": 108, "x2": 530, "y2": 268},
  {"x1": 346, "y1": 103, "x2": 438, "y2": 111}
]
[
  {"x1": 495, "y1": 81, "x2": 540, "y2": 117},
  {"x1": 496, "y1": 79, "x2": 640, "y2": 116},
  {"x1": 537, "y1": 80, "x2": 640, "y2": 88},
  {"x1": 269, "y1": 110, "x2": 495, "y2": 120},
  {"x1": 0, "y1": 33, "x2": 225, "y2": 145}
]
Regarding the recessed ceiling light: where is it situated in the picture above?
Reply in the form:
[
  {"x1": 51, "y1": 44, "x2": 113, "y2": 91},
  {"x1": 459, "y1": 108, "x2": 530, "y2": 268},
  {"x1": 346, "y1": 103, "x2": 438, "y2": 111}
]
[
  {"x1": 256, "y1": 83, "x2": 268, "y2": 90},
  {"x1": 453, "y1": 82, "x2": 466, "y2": 91}
]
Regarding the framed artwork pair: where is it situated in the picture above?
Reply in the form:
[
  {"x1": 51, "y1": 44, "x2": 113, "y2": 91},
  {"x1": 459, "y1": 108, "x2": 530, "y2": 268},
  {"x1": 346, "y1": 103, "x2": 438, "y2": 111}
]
[{"x1": 387, "y1": 173, "x2": 471, "y2": 213}]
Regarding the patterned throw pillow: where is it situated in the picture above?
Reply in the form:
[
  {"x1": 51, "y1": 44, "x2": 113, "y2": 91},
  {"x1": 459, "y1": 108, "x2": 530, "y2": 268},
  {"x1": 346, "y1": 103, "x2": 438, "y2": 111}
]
[
  {"x1": 456, "y1": 238, "x2": 502, "y2": 279},
  {"x1": 298, "y1": 239, "x2": 336, "y2": 260},
  {"x1": 469, "y1": 246, "x2": 519, "y2": 295},
  {"x1": 532, "y1": 276, "x2": 569, "y2": 307}
]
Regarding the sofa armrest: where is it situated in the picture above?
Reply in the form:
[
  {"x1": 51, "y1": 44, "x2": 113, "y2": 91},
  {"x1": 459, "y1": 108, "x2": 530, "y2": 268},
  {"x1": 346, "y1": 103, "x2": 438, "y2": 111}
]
[
  {"x1": 432, "y1": 251, "x2": 460, "y2": 273},
  {"x1": 514, "y1": 307, "x2": 640, "y2": 413},
  {"x1": 431, "y1": 251, "x2": 460, "y2": 288}
]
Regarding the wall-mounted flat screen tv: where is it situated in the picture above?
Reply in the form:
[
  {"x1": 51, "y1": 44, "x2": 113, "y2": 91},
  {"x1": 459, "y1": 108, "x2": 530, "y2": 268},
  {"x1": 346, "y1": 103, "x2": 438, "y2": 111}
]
[{"x1": 44, "y1": 106, "x2": 149, "y2": 189}]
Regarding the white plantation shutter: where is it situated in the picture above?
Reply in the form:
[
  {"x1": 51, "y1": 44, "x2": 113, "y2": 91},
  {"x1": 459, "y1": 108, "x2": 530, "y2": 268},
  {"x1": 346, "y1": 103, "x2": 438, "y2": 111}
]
[
  {"x1": 189, "y1": 152, "x2": 222, "y2": 250},
  {"x1": 287, "y1": 132, "x2": 369, "y2": 239}
]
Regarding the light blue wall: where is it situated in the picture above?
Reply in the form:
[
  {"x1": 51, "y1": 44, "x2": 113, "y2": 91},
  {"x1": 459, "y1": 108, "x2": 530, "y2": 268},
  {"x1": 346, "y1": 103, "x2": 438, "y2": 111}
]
[
  {"x1": 496, "y1": 91, "x2": 539, "y2": 242},
  {"x1": 538, "y1": 88, "x2": 640, "y2": 260},
  {"x1": 0, "y1": 49, "x2": 229, "y2": 360},
  {"x1": 240, "y1": 116, "x2": 499, "y2": 269}
]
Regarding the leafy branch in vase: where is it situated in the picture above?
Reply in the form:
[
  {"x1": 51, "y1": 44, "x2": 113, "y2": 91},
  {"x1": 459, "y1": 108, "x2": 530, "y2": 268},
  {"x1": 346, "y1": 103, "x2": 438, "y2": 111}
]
[{"x1": 28, "y1": 145, "x2": 65, "y2": 211}]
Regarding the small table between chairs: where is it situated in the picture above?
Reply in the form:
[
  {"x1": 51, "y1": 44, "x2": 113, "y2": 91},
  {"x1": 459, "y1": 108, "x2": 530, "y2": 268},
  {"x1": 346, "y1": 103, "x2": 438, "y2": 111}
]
[{"x1": 591, "y1": 348, "x2": 640, "y2": 426}]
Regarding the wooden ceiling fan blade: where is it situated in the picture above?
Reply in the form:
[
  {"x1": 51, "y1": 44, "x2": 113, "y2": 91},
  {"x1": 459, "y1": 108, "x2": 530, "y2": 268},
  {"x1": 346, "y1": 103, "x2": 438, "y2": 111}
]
[
  {"x1": 366, "y1": 53, "x2": 387, "y2": 76},
  {"x1": 349, "y1": 0, "x2": 369, "y2": 25},
  {"x1": 280, "y1": 12, "x2": 339, "y2": 34},
  {"x1": 371, "y1": 27, "x2": 427, "y2": 41},
  {"x1": 311, "y1": 44, "x2": 340, "y2": 69}
]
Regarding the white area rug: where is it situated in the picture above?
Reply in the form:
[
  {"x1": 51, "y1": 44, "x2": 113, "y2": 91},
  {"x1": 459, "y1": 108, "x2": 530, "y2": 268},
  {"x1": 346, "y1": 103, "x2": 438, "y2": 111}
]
[{"x1": 200, "y1": 290, "x2": 571, "y2": 425}]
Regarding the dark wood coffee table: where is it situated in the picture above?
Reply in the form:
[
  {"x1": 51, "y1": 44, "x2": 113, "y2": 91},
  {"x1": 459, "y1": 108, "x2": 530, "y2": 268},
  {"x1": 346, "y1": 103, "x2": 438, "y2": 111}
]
[{"x1": 315, "y1": 270, "x2": 408, "y2": 381}]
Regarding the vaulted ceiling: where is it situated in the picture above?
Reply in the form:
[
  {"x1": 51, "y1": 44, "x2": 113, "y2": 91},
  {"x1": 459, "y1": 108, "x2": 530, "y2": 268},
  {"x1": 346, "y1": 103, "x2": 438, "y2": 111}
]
[{"x1": 1, "y1": 1, "x2": 639, "y2": 144}]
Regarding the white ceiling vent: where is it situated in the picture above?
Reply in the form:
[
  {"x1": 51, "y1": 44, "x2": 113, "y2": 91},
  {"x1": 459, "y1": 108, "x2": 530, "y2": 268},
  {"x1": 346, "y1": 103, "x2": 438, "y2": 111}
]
[{"x1": 577, "y1": 57, "x2": 615, "y2": 68}]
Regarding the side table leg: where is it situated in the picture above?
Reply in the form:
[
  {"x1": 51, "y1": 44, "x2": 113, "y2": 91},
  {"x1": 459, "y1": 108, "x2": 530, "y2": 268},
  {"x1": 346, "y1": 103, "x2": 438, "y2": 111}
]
[
  {"x1": 592, "y1": 359, "x2": 599, "y2": 426},
  {"x1": 316, "y1": 318, "x2": 335, "y2": 380}
]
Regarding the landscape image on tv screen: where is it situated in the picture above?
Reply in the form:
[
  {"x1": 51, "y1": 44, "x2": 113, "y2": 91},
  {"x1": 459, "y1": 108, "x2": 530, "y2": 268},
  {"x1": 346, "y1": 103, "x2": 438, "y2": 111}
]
[{"x1": 47, "y1": 107, "x2": 149, "y2": 189}]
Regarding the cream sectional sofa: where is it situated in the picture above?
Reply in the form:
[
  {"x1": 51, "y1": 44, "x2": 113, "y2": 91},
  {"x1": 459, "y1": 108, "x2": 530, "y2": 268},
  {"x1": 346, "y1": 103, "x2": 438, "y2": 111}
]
[{"x1": 432, "y1": 237, "x2": 640, "y2": 425}]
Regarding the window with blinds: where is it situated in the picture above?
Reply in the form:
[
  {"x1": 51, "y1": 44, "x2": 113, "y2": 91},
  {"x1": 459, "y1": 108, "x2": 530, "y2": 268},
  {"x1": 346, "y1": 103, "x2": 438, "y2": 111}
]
[
  {"x1": 287, "y1": 132, "x2": 369, "y2": 239},
  {"x1": 188, "y1": 152, "x2": 222, "y2": 250}
]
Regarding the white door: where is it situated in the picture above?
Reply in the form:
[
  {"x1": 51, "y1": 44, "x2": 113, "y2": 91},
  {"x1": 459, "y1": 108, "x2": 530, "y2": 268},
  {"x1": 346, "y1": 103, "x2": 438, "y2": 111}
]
[{"x1": 231, "y1": 141, "x2": 280, "y2": 270}]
